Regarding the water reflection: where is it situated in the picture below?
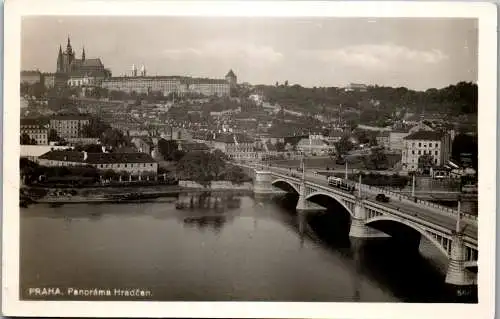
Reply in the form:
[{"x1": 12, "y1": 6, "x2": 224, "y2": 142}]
[
  {"x1": 183, "y1": 215, "x2": 232, "y2": 233},
  {"x1": 20, "y1": 192, "x2": 476, "y2": 302}
]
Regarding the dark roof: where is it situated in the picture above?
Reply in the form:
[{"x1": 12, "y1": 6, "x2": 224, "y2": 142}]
[
  {"x1": 403, "y1": 130, "x2": 444, "y2": 141},
  {"x1": 71, "y1": 58, "x2": 103, "y2": 68},
  {"x1": 39, "y1": 150, "x2": 156, "y2": 164},
  {"x1": 178, "y1": 141, "x2": 210, "y2": 151},
  {"x1": 226, "y1": 69, "x2": 236, "y2": 78},
  {"x1": 50, "y1": 115, "x2": 91, "y2": 121},
  {"x1": 21, "y1": 118, "x2": 49, "y2": 127}
]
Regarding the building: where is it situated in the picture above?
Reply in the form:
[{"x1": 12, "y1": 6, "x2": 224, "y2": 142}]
[
  {"x1": 225, "y1": 69, "x2": 237, "y2": 89},
  {"x1": 344, "y1": 83, "x2": 368, "y2": 92},
  {"x1": 102, "y1": 70, "x2": 234, "y2": 97},
  {"x1": 376, "y1": 131, "x2": 390, "y2": 149},
  {"x1": 49, "y1": 115, "x2": 90, "y2": 139},
  {"x1": 401, "y1": 130, "x2": 452, "y2": 172},
  {"x1": 42, "y1": 73, "x2": 56, "y2": 88},
  {"x1": 21, "y1": 70, "x2": 42, "y2": 85},
  {"x1": 389, "y1": 121, "x2": 434, "y2": 151},
  {"x1": 21, "y1": 118, "x2": 49, "y2": 145},
  {"x1": 38, "y1": 150, "x2": 158, "y2": 175},
  {"x1": 296, "y1": 137, "x2": 336, "y2": 155},
  {"x1": 131, "y1": 137, "x2": 154, "y2": 154},
  {"x1": 56, "y1": 37, "x2": 111, "y2": 87}
]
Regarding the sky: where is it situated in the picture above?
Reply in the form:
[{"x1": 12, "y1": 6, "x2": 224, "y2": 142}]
[{"x1": 21, "y1": 17, "x2": 477, "y2": 91}]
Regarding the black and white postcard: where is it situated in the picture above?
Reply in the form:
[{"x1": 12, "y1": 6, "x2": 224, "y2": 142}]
[{"x1": 3, "y1": 1, "x2": 497, "y2": 318}]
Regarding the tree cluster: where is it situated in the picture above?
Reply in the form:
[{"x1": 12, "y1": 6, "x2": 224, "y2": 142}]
[
  {"x1": 157, "y1": 139, "x2": 186, "y2": 161},
  {"x1": 254, "y1": 81, "x2": 478, "y2": 121},
  {"x1": 176, "y1": 150, "x2": 250, "y2": 187}
]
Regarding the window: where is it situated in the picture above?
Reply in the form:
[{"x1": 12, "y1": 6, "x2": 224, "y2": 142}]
[
  {"x1": 435, "y1": 151, "x2": 438, "y2": 155},
  {"x1": 418, "y1": 142, "x2": 421, "y2": 147},
  {"x1": 435, "y1": 143, "x2": 438, "y2": 147},
  {"x1": 424, "y1": 144, "x2": 427, "y2": 148},
  {"x1": 412, "y1": 142, "x2": 415, "y2": 147},
  {"x1": 435, "y1": 158, "x2": 438, "y2": 164},
  {"x1": 418, "y1": 150, "x2": 421, "y2": 155}
]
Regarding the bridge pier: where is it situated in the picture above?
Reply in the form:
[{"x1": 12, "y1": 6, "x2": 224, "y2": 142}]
[
  {"x1": 254, "y1": 170, "x2": 274, "y2": 194},
  {"x1": 445, "y1": 233, "x2": 474, "y2": 287},
  {"x1": 349, "y1": 201, "x2": 390, "y2": 238}
]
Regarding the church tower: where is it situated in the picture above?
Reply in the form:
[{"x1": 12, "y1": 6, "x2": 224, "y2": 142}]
[
  {"x1": 57, "y1": 45, "x2": 63, "y2": 73},
  {"x1": 82, "y1": 46, "x2": 86, "y2": 62}
]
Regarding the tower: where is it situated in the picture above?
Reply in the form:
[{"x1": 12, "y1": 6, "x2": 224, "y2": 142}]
[
  {"x1": 57, "y1": 45, "x2": 63, "y2": 73},
  {"x1": 132, "y1": 64, "x2": 137, "y2": 77},
  {"x1": 225, "y1": 69, "x2": 237, "y2": 88},
  {"x1": 82, "y1": 46, "x2": 86, "y2": 61},
  {"x1": 140, "y1": 65, "x2": 146, "y2": 77}
]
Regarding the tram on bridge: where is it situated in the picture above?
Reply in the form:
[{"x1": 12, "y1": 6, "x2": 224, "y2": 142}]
[{"x1": 327, "y1": 176, "x2": 356, "y2": 193}]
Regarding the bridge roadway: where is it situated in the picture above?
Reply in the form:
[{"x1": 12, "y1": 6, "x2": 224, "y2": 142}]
[{"x1": 258, "y1": 165, "x2": 478, "y2": 241}]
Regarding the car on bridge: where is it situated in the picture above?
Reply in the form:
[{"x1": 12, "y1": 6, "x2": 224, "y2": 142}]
[{"x1": 375, "y1": 193, "x2": 390, "y2": 203}]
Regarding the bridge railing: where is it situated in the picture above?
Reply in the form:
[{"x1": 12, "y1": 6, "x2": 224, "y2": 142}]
[
  {"x1": 243, "y1": 164, "x2": 478, "y2": 225},
  {"x1": 356, "y1": 183, "x2": 478, "y2": 225}
]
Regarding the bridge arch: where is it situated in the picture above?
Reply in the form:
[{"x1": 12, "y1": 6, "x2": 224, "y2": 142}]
[
  {"x1": 365, "y1": 215, "x2": 449, "y2": 258},
  {"x1": 305, "y1": 191, "x2": 354, "y2": 217},
  {"x1": 271, "y1": 179, "x2": 300, "y2": 194}
]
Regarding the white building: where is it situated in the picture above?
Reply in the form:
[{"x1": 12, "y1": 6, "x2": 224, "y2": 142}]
[
  {"x1": 389, "y1": 121, "x2": 434, "y2": 152},
  {"x1": 401, "y1": 130, "x2": 452, "y2": 172},
  {"x1": 38, "y1": 150, "x2": 158, "y2": 175},
  {"x1": 296, "y1": 137, "x2": 335, "y2": 155}
]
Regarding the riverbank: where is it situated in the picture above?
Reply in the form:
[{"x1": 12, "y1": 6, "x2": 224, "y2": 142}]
[{"x1": 21, "y1": 184, "x2": 254, "y2": 205}]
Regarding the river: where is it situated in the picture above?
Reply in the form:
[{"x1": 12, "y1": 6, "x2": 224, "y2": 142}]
[{"x1": 20, "y1": 192, "x2": 475, "y2": 302}]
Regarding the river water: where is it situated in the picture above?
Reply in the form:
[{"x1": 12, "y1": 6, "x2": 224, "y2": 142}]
[{"x1": 20, "y1": 192, "x2": 475, "y2": 302}]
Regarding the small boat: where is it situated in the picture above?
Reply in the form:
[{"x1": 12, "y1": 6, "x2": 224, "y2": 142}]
[{"x1": 175, "y1": 202, "x2": 187, "y2": 210}]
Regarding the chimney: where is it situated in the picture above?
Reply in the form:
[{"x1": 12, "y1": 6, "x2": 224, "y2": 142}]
[{"x1": 83, "y1": 151, "x2": 88, "y2": 161}]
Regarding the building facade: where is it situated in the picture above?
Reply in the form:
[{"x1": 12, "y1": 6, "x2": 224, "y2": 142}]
[
  {"x1": 38, "y1": 150, "x2": 158, "y2": 175},
  {"x1": 296, "y1": 137, "x2": 336, "y2": 155},
  {"x1": 102, "y1": 70, "x2": 234, "y2": 97},
  {"x1": 21, "y1": 118, "x2": 49, "y2": 145},
  {"x1": 21, "y1": 71, "x2": 42, "y2": 85},
  {"x1": 401, "y1": 130, "x2": 452, "y2": 172},
  {"x1": 49, "y1": 115, "x2": 90, "y2": 139},
  {"x1": 376, "y1": 131, "x2": 391, "y2": 149}
]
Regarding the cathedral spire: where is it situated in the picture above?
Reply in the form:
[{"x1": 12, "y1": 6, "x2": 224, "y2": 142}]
[
  {"x1": 66, "y1": 36, "x2": 72, "y2": 55},
  {"x1": 82, "y1": 46, "x2": 86, "y2": 61},
  {"x1": 57, "y1": 45, "x2": 63, "y2": 73}
]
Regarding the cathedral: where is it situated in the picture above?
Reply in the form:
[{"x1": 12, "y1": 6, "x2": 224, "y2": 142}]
[{"x1": 55, "y1": 37, "x2": 111, "y2": 87}]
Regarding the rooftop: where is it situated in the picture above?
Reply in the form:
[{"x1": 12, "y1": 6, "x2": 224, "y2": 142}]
[
  {"x1": 403, "y1": 130, "x2": 444, "y2": 141},
  {"x1": 21, "y1": 118, "x2": 49, "y2": 127},
  {"x1": 50, "y1": 115, "x2": 91, "y2": 121}
]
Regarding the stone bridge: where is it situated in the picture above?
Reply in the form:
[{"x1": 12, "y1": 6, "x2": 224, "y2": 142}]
[{"x1": 243, "y1": 163, "x2": 478, "y2": 289}]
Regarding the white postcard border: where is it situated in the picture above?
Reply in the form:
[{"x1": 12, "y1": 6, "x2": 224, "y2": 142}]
[{"x1": 3, "y1": 1, "x2": 497, "y2": 318}]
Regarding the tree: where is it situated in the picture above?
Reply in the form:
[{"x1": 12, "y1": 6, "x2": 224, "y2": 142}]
[
  {"x1": 100, "y1": 128, "x2": 129, "y2": 149},
  {"x1": 48, "y1": 129, "x2": 60, "y2": 142},
  {"x1": 364, "y1": 148, "x2": 388, "y2": 170},
  {"x1": 451, "y1": 133, "x2": 478, "y2": 170},
  {"x1": 418, "y1": 154, "x2": 435, "y2": 175},
  {"x1": 335, "y1": 136, "x2": 354, "y2": 156},
  {"x1": 20, "y1": 133, "x2": 37, "y2": 145},
  {"x1": 158, "y1": 139, "x2": 180, "y2": 161},
  {"x1": 81, "y1": 118, "x2": 111, "y2": 138}
]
